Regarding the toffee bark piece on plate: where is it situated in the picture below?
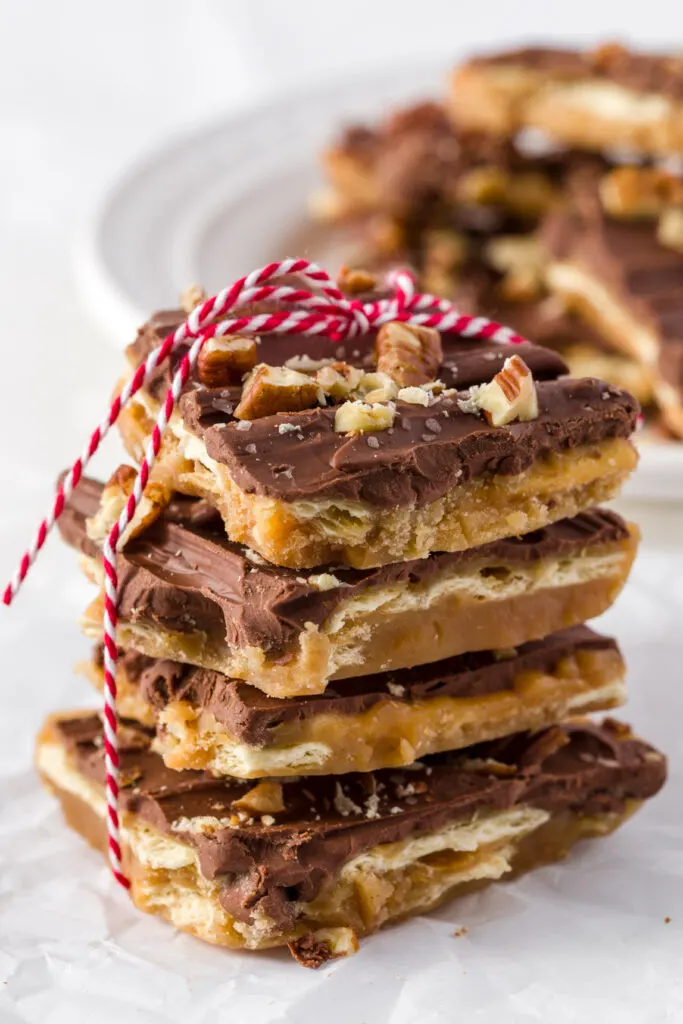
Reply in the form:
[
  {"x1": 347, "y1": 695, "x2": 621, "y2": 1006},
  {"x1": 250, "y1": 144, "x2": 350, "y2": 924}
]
[
  {"x1": 59, "y1": 477, "x2": 638, "y2": 698},
  {"x1": 450, "y1": 258, "x2": 655, "y2": 406},
  {"x1": 37, "y1": 712, "x2": 666, "y2": 964},
  {"x1": 450, "y1": 44, "x2": 683, "y2": 156},
  {"x1": 543, "y1": 163, "x2": 683, "y2": 437},
  {"x1": 81, "y1": 625, "x2": 628, "y2": 778},
  {"x1": 315, "y1": 99, "x2": 564, "y2": 229}
]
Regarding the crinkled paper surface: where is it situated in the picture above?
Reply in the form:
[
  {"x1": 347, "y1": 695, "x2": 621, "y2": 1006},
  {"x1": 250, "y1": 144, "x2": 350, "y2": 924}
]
[{"x1": 0, "y1": 495, "x2": 681, "y2": 1024}]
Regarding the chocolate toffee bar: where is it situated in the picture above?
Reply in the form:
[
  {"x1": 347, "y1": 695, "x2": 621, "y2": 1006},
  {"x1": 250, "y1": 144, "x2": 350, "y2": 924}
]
[
  {"x1": 115, "y1": 309, "x2": 638, "y2": 569},
  {"x1": 314, "y1": 99, "x2": 564, "y2": 230},
  {"x1": 450, "y1": 256, "x2": 654, "y2": 406},
  {"x1": 81, "y1": 626, "x2": 627, "y2": 778},
  {"x1": 543, "y1": 163, "x2": 683, "y2": 437},
  {"x1": 59, "y1": 477, "x2": 637, "y2": 697},
  {"x1": 37, "y1": 713, "x2": 666, "y2": 964},
  {"x1": 450, "y1": 44, "x2": 683, "y2": 156}
]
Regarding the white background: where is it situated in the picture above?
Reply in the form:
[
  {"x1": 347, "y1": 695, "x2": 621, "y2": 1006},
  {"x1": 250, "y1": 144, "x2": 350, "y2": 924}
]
[{"x1": 0, "y1": 3, "x2": 682, "y2": 1021}]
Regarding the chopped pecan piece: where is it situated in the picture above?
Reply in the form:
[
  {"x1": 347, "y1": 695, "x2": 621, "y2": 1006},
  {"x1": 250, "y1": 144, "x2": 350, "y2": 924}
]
[
  {"x1": 196, "y1": 335, "x2": 258, "y2": 388},
  {"x1": 232, "y1": 781, "x2": 285, "y2": 816},
  {"x1": 334, "y1": 400, "x2": 395, "y2": 433},
  {"x1": 658, "y1": 206, "x2": 683, "y2": 254},
  {"x1": 316, "y1": 361, "x2": 363, "y2": 401},
  {"x1": 337, "y1": 265, "x2": 378, "y2": 294},
  {"x1": 375, "y1": 321, "x2": 443, "y2": 387},
  {"x1": 600, "y1": 166, "x2": 683, "y2": 220},
  {"x1": 179, "y1": 284, "x2": 207, "y2": 314},
  {"x1": 234, "y1": 364, "x2": 323, "y2": 420},
  {"x1": 475, "y1": 354, "x2": 538, "y2": 427}
]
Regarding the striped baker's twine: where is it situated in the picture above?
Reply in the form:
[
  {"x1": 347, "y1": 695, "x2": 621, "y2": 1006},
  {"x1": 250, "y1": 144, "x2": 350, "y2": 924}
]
[{"x1": 3, "y1": 258, "x2": 527, "y2": 886}]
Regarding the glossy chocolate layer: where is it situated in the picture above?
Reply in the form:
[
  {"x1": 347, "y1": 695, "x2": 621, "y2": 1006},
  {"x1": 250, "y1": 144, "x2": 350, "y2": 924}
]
[
  {"x1": 543, "y1": 164, "x2": 683, "y2": 392},
  {"x1": 468, "y1": 45, "x2": 683, "y2": 101},
  {"x1": 58, "y1": 476, "x2": 630, "y2": 655},
  {"x1": 179, "y1": 377, "x2": 637, "y2": 507},
  {"x1": 128, "y1": 307, "x2": 568, "y2": 403},
  {"x1": 106, "y1": 625, "x2": 620, "y2": 746},
  {"x1": 52, "y1": 714, "x2": 666, "y2": 928}
]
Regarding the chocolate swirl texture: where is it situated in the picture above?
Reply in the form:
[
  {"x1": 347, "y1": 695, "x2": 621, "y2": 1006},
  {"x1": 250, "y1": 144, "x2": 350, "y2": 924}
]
[{"x1": 58, "y1": 476, "x2": 630, "y2": 656}]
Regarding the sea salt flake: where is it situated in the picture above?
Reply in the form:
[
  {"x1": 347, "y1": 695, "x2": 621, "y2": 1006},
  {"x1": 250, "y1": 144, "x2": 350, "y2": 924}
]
[{"x1": 334, "y1": 783, "x2": 362, "y2": 817}]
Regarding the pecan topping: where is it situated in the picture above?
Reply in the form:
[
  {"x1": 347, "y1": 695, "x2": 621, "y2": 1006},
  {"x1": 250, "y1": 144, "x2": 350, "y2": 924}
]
[
  {"x1": 179, "y1": 283, "x2": 207, "y2": 314},
  {"x1": 658, "y1": 206, "x2": 683, "y2": 254},
  {"x1": 334, "y1": 400, "x2": 395, "y2": 433},
  {"x1": 375, "y1": 321, "x2": 443, "y2": 387},
  {"x1": 196, "y1": 335, "x2": 258, "y2": 388},
  {"x1": 234, "y1": 364, "x2": 323, "y2": 420},
  {"x1": 600, "y1": 167, "x2": 683, "y2": 219},
  {"x1": 337, "y1": 265, "x2": 378, "y2": 294},
  {"x1": 315, "y1": 361, "x2": 363, "y2": 401},
  {"x1": 474, "y1": 354, "x2": 539, "y2": 427}
]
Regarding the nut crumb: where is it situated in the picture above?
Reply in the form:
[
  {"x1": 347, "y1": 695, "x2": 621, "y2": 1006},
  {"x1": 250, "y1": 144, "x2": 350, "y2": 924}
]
[
  {"x1": 334, "y1": 783, "x2": 362, "y2": 817},
  {"x1": 334, "y1": 400, "x2": 395, "y2": 433},
  {"x1": 454, "y1": 926, "x2": 469, "y2": 938},
  {"x1": 397, "y1": 385, "x2": 430, "y2": 406}
]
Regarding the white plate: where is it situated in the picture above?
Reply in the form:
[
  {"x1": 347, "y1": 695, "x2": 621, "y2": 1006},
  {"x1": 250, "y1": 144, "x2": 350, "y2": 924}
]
[{"x1": 74, "y1": 65, "x2": 683, "y2": 501}]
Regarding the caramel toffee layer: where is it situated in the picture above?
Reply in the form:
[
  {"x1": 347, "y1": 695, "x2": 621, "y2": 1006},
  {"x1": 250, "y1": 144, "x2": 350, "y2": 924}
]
[
  {"x1": 543, "y1": 166, "x2": 683, "y2": 392},
  {"x1": 58, "y1": 476, "x2": 630, "y2": 657},
  {"x1": 177, "y1": 377, "x2": 637, "y2": 508},
  {"x1": 129, "y1": 307, "x2": 568, "y2": 404},
  {"x1": 101, "y1": 625, "x2": 620, "y2": 747},
  {"x1": 463, "y1": 45, "x2": 683, "y2": 101},
  {"x1": 51, "y1": 714, "x2": 666, "y2": 928}
]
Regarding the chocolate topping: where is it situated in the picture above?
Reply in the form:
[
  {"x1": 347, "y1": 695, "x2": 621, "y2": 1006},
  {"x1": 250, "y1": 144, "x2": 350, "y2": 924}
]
[
  {"x1": 468, "y1": 45, "x2": 683, "y2": 101},
  {"x1": 179, "y1": 377, "x2": 637, "y2": 507},
  {"x1": 52, "y1": 714, "x2": 666, "y2": 926},
  {"x1": 542, "y1": 164, "x2": 683, "y2": 393},
  {"x1": 331, "y1": 100, "x2": 567, "y2": 223},
  {"x1": 450, "y1": 260, "x2": 619, "y2": 358},
  {"x1": 128, "y1": 306, "x2": 568, "y2": 405},
  {"x1": 58, "y1": 476, "x2": 630, "y2": 655},
  {"x1": 111, "y1": 625, "x2": 620, "y2": 747}
]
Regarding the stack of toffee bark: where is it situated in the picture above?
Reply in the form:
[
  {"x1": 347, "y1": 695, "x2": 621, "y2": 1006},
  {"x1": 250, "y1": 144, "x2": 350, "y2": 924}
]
[
  {"x1": 38, "y1": 273, "x2": 665, "y2": 967},
  {"x1": 315, "y1": 41, "x2": 683, "y2": 441}
]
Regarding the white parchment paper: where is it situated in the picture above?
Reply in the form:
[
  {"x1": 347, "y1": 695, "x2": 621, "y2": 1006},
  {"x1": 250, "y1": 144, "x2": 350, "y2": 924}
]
[{"x1": 0, "y1": 497, "x2": 681, "y2": 1024}]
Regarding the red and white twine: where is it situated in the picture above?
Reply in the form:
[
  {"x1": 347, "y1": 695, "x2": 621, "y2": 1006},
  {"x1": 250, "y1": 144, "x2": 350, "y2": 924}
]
[{"x1": 3, "y1": 258, "x2": 527, "y2": 889}]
